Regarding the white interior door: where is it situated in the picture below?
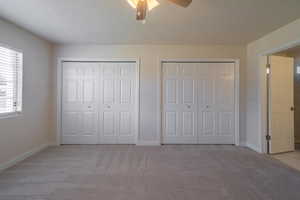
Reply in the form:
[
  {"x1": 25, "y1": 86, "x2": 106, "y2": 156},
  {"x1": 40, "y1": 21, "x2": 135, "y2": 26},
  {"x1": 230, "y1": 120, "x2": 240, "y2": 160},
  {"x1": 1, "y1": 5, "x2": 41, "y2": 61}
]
[
  {"x1": 198, "y1": 63, "x2": 235, "y2": 144},
  {"x1": 162, "y1": 62, "x2": 235, "y2": 144},
  {"x1": 270, "y1": 56, "x2": 294, "y2": 154},
  {"x1": 162, "y1": 63, "x2": 198, "y2": 144},
  {"x1": 98, "y1": 62, "x2": 137, "y2": 144},
  {"x1": 62, "y1": 62, "x2": 98, "y2": 144}
]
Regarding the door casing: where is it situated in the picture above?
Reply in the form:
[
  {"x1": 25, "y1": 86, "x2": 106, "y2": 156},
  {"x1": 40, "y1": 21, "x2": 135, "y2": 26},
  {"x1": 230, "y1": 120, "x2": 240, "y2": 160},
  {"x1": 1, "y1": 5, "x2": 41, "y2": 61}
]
[
  {"x1": 259, "y1": 39, "x2": 300, "y2": 154},
  {"x1": 158, "y1": 59, "x2": 240, "y2": 146},
  {"x1": 57, "y1": 58, "x2": 140, "y2": 145}
]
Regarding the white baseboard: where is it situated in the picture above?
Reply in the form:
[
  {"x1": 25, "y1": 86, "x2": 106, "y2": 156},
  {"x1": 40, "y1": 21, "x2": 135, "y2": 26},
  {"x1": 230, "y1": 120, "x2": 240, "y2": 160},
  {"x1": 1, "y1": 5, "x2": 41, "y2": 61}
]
[
  {"x1": 246, "y1": 143, "x2": 262, "y2": 153},
  {"x1": 239, "y1": 141, "x2": 247, "y2": 147},
  {"x1": 0, "y1": 143, "x2": 49, "y2": 172},
  {"x1": 136, "y1": 141, "x2": 161, "y2": 146},
  {"x1": 238, "y1": 141, "x2": 263, "y2": 153},
  {"x1": 48, "y1": 142, "x2": 59, "y2": 147}
]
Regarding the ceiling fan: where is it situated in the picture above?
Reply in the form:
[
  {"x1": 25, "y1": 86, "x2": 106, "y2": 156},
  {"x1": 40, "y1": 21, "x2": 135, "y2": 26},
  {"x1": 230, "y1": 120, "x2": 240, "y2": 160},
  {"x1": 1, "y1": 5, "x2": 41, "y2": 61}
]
[{"x1": 127, "y1": 0, "x2": 192, "y2": 21}]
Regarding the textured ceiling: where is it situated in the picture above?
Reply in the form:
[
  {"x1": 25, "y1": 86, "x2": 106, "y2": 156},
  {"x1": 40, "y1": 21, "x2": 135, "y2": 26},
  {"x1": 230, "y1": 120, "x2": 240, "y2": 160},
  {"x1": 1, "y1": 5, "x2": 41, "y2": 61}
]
[{"x1": 0, "y1": 0, "x2": 300, "y2": 45}]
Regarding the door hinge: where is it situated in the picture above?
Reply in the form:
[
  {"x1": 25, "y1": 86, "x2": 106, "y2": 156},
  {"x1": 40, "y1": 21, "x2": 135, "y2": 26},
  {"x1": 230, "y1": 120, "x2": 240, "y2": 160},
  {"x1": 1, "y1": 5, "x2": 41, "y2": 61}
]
[
  {"x1": 291, "y1": 107, "x2": 295, "y2": 111},
  {"x1": 266, "y1": 135, "x2": 271, "y2": 141},
  {"x1": 266, "y1": 64, "x2": 271, "y2": 74}
]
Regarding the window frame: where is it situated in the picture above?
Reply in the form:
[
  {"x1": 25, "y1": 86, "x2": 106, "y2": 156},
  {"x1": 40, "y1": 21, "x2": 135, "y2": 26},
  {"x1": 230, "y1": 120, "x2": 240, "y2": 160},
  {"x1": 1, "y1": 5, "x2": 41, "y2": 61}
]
[{"x1": 0, "y1": 43, "x2": 23, "y2": 119}]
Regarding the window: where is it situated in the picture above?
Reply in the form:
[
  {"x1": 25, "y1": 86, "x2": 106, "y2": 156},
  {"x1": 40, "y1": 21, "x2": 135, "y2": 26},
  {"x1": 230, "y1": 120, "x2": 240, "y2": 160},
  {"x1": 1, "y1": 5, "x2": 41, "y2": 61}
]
[{"x1": 0, "y1": 45, "x2": 22, "y2": 116}]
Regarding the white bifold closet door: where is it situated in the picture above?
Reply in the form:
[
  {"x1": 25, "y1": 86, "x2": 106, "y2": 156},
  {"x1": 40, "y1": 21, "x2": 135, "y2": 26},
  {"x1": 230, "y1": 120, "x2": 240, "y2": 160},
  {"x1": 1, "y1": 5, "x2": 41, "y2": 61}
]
[
  {"x1": 98, "y1": 62, "x2": 137, "y2": 144},
  {"x1": 61, "y1": 61, "x2": 137, "y2": 144},
  {"x1": 162, "y1": 62, "x2": 235, "y2": 144},
  {"x1": 62, "y1": 62, "x2": 98, "y2": 144},
  {"x1": 162, "y1": 63, "x2": 198, "y2": 144}
]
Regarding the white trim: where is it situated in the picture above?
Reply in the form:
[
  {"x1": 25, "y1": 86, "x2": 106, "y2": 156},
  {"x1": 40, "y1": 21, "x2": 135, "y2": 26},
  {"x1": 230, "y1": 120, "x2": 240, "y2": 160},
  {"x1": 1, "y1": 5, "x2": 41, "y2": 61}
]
[
  {"x1": 239, "y1": 141, "x2": 262, "y2": 153},
  {"x1": 136, "y1": 141, "x2": 161, "y2": 146},
  {"x1": 48, "y1": 142, "x2": 59, "y2": 147},
  {"x1": 246, "y1": 143, "x2": 263, "y2": 153},
  {"x1": 239, "y1": 141, "x2": 247, "y2": 147},
  {"x1": 135, "y1": 58, "x2": 141, "y2": 144},
  {"x1": 258, "y1": 39, "x2": 300, "y2": 153},
  {"x1": 158, "y1": 58, "x2": 240, "y2": 145},
  {"x1": 0, "y1": 144, "x2": 49, "y2": 173},
  {"x1": 0, "y1": 112, "x2": 22, "y2": 119},
  {"x1": 157, "y1": 57, "x2": 163, "y2": 145},
  {"x1": 160, "y1": 58, "x2": 238, "y2": 63},
  {"x1": 56, "y1": 58, "x2": 140, "y2": 145},
  {"x1": 234, "y1": 60, "x2": 240, "y2": 146},
  {"x1": 56, "y1": 58, "x2": 62, "y2": 146}
]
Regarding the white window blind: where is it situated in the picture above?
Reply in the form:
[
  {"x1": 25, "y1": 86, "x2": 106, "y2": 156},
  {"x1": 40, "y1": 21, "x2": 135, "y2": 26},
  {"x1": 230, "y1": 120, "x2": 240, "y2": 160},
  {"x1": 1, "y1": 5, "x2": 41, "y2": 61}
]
[{"x1": 0, "y1": 46, "x2": 22, "y2": 115}]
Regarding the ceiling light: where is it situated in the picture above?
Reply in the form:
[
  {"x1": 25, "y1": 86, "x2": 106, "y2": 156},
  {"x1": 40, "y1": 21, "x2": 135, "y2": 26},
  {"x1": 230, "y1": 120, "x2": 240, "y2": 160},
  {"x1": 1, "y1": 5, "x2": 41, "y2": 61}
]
[
  {"x1": 127, "y1": 0, "x2": 160, "y2": 11},
  {"x1": 127, "y1": 0, "x2": 192, "y2": 21}
]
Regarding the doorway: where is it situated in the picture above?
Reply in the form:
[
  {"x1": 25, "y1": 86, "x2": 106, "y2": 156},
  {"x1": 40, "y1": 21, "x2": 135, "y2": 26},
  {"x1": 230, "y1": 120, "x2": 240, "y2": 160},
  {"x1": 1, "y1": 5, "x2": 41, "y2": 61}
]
[{"x1": 267, "y1": 46, "x2": 300, "y2": 154}]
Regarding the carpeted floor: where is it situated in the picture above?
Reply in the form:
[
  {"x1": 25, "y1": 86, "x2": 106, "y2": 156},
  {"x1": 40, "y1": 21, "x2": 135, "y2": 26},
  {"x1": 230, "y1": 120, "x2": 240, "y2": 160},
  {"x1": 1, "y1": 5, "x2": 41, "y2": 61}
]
[{"x1": 0, "y1": 145, "x2": 300, "y2": 200}]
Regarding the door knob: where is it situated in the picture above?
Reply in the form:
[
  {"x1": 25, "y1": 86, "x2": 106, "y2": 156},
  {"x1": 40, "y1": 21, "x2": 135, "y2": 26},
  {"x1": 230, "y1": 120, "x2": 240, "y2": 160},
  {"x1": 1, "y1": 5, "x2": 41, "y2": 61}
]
[
  {"x1": 106, "y1": 105, "x2": 111, "y2": 109},
  {"x1": 186, "y1": 105, "x2": 191, "y2": 109}
]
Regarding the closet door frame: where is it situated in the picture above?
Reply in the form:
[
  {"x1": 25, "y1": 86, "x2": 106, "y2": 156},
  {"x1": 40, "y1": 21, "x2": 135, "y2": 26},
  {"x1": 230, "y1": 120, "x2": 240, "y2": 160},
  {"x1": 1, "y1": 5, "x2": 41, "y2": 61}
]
[
  {"x1": 158, "y1": 58, "x2": 240, "y2": 146},
  {"x1": 57, "y1": 58, "x2": 140, "y2": 146}
]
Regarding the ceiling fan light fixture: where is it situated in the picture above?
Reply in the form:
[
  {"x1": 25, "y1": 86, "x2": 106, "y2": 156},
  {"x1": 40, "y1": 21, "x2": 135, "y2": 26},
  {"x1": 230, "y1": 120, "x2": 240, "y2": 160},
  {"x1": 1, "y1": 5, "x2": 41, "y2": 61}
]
[
  {"x1": 147, "y1": 0, "x2": 160, "y2": 10},
  {"x1": 127, "y1": 0, "x2": 138, "y2": 9},
  {"x1": 127, "y1": 0, "x2": 160, "y2": 11},
  {"x1": 127, "y1": 0, "x2": 191, "y2": 21}
]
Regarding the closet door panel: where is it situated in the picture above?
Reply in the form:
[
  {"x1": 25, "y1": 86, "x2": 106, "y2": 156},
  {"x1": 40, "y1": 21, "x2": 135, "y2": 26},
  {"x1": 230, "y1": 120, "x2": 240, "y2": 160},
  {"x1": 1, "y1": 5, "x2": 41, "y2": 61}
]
[
  {"x1": 198, "y1": 63, "x2": 235, "y2": 144},
  {"x1": 62, "y1": 62, "x2": 98, "y2": 144},
  {"x1": 162, "y1": 63, "x2": 197, "y2": 144},
  {"x1": 98, "y1": 62, "x2": 137, "y2": 144}
]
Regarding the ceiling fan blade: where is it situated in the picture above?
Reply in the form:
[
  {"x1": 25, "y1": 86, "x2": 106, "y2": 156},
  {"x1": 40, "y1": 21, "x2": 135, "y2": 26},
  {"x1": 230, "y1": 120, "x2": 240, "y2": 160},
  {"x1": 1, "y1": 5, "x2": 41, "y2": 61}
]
[
  {"x1": 136, "y1": 0, "x2": 147, "y2": 20},
  {"x1": 167, "y1": 0, "x2": 192, "y2": 7}
]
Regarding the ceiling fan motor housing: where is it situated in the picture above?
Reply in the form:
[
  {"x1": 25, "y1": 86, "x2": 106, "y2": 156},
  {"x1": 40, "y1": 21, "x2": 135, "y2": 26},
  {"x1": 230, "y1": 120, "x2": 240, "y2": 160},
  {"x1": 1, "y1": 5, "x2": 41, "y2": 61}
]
[{"x1": 136, "y1": 0, "x2": 147, "y2": 20}]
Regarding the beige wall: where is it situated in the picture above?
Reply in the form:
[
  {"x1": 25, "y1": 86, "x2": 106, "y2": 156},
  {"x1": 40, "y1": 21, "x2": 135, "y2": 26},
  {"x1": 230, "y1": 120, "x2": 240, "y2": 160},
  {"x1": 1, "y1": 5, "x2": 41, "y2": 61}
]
[
  {"x1": 53, "y1": 44, "x2": 247, "y2": 144},
  {"x1": 0, "y1": 19, "x2": 53, "y2": 167},
  {"x1": 247, "y1": 18, "x2": 300, "y2": 152}
]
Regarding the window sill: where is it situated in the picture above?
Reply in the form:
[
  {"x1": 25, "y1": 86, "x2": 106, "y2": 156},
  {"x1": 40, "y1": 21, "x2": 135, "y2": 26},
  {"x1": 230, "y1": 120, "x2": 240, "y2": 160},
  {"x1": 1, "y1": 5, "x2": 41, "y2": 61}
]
[{"x1": 0, "y1": 112, "x2": 22, "y2": 119}]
